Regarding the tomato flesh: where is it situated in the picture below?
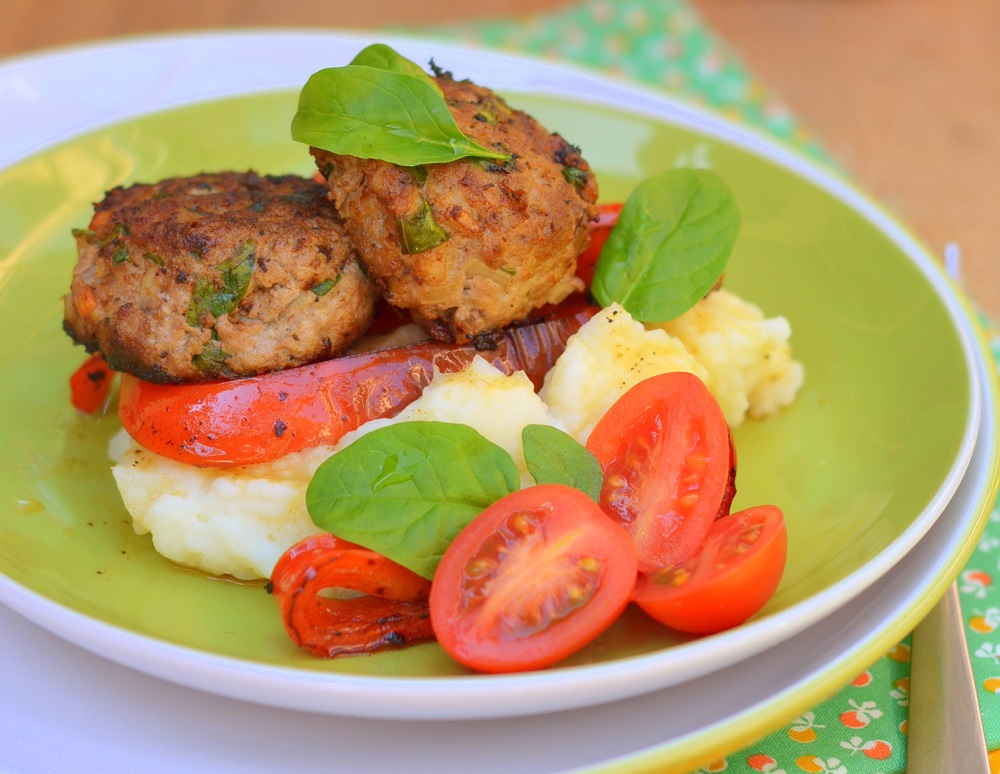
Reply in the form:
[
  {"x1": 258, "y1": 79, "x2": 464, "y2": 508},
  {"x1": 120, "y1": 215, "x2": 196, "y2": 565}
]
[
  {"x1": 270, "y1": 533, "x2": 434, "y2": 657},
  {"x1": 119, "y1": 296, "x2": 597, "y2": 467},
  {"x1": 430, "y1": 484, "x2": 638, "y2": 673},
  {"x1": 586, "y1": 371, "x2": 733, "y2": 574},
  {"x1": 633, "y1": 505, "x2": 787, "y2": 634}
]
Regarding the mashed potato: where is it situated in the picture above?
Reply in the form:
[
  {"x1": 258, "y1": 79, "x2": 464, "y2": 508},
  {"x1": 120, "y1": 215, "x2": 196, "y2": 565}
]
[
  {"x1": 111, "y1": 435, "x2": 330, "y2": 580},
  {"x1": 112, "y1": 291, "x2": 803, "y2": 580},
  {"x1": 111, "y1": 357, "x2": 563, "y2": 579},
  {"x1": 335, "y1": 356, "x2": 565, "y2": 488},
  {"x1": 656, "y1": 289, "x2": 804, "y2": 424},
  {"x1": 542, "y1": 292, "x2": 804, "y2": 440},
  {"x1": 539, "y1": 305, "x2": 707, "y2": 443}
]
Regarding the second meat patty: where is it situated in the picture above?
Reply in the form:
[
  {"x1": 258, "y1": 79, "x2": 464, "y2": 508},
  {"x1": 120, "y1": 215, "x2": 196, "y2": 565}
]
[{"x1": 313, "y1": 71, "x2": 599, "y2": 344}]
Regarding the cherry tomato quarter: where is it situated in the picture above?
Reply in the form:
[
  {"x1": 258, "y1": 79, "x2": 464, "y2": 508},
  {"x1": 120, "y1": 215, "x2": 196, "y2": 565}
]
[
  {"x1": 429, "y1": 484, "x2": 638, "y2": 673},
  {"x1": 633, "y1": 505, "x2": 787, "y2": 634},
  {"x1": 586, "y1": 371, "x2": 733, "y2": 574},
  {"x1": 270, "y1": 533, "x2": 434, "y2": 658}
]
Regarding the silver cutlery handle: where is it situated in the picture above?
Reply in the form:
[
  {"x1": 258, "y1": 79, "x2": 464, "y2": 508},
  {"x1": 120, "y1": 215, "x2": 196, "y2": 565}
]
[{"x1": 908, "y1": 582, "x2": 989, "y2": 772}]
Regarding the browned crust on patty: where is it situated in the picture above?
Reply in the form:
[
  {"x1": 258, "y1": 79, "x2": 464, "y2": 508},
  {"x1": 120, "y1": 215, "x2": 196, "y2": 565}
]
[
  {"x1": 63, "y1": 171, "x2": 378, "y2": 383},
  {"x1": 313, "y1": 72, "x2": 599, "y2": 343}
]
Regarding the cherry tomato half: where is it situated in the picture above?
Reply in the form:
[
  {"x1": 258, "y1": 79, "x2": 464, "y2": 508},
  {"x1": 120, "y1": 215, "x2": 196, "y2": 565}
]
[
  {"x1": 633, "y1": 505, "x2": 787, "y2": 634},
  {"x1": 69, "y1": 352, "x2": 114, "y2": 415},
  {"x1": 118, "y1": 296, "x2": 597, "y2": 468},
  {"x1": 429, "y1": 484, "x2": 638, "y2": 673},
  {"x1": 271, "y1": 533, "x2": 434, "y2": 658},
  {"x1": 586, "y1": 371, "x2": 733, "y2": 574}
]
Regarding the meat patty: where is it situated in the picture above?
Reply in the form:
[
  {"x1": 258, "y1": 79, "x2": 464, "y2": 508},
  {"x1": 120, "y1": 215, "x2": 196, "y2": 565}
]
[
  {"x1": 312, "y1": 70, "x2": 599, "y2": 343},
  {"x1": 64, "y1": 171, "x2": 378, "y2": 383}
]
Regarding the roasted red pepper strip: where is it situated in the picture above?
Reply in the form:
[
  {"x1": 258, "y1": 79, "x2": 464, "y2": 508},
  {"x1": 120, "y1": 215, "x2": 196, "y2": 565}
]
[
  {"x1": 271, "y1": 533, "x2": 434, "y2": 658},
  {"x1": 69, "y1": 352, "x2": 114, "y2": 414},
  {"x1": 118, "y1": 295, "x2": 598, "y2": 468},
  {"x1": 575, "y1": 202, "x2": 622, "y2": 287}
]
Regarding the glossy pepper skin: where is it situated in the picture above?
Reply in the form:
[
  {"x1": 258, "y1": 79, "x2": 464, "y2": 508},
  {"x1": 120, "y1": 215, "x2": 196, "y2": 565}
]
[
  {"x1": 118, "y1": 296, "x2": 598, "y2": 467},
  {"x1": 270, "y1": 533, "x2": 433, "y2": 658}
]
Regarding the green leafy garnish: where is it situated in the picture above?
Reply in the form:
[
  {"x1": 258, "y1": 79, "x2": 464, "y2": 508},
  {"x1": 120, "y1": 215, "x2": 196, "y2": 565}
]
[
  {"x1": 591, "y1": 168, "x2": 740, "y2": 322},
  {"x1": 561, "y1": 165, "x2": 589, "y2": 191},
  {"x1": 112, "y1": 245, "x2": 131, "y2": 265},
  {"x1": 399, "y1": 198, "x2": 450, "y2": 254},
  {"x1": 306, "y1": 421, "x2": 519, "y2": 579},
  {"x1": 522, "y1": 424, "x2": 603, "y2": 502},
  {"x1": 408, "y1": 165, "x2": 429, "y2": 186},
  {"x1": 99, "y1": 222, "x2": 129, "y2": 247},
  {"x1": 310, "y1": 276, "x2": 340, "y2": 296},
  {"x1": 185, "y1": 239, "x2": 255, "y2": 327},
  {"x1": 192, "y1": 340, "x2": 230, "y2": 372},
  {"x1": 291, "y1": 44, "x2": 511, "y2": 167},
  {"x1": 349, "y1": 43, "x2": 444, "y2": 95},
  {"x1": 472, "y1": 93, "x2": 511, "y2": 125}
]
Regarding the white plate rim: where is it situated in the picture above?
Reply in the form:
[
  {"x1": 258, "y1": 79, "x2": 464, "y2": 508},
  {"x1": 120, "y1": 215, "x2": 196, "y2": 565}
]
[
  {"x1": 584, "y1": 302, "x2": 1000, "y2": 772},
  {"x1": 0, "y1": 293, "x2": 993, "y2": 774},
  {"x1": 0, "y1": 30, "x2": 985, "y2": 720}
]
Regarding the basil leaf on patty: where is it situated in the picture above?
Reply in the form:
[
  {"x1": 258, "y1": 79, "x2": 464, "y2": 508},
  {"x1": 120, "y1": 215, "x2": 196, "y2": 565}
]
[
  {"x1": 291, "y1": 45, "x2": 511, "y2": 167},
  {"x1": 348, "y1": 43, "x2": 443, "y2": 96},
  {"x1": 592, "y1": 168, "x2": 740, "y2": 323}
]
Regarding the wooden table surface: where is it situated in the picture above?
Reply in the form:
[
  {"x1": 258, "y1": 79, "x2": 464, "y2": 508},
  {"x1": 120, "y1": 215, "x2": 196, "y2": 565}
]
[{"x1": 4, "y1": 0, "x2": 998, "y2": 318}]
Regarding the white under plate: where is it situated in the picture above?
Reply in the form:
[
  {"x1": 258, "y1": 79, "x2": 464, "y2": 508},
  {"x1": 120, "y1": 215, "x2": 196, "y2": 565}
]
[
  {"x1": 0, "y1": 286, "x2": 993, "y2": 773},
  {"x1": 0, "y1": 34, "x2": 993, "y2": 768}
]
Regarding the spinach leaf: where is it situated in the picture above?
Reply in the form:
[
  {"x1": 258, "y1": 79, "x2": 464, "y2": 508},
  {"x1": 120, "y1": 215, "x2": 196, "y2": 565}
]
[
  {"x1": 306, "y1": 421, "x2": 519, "y2": 579},
  {"x1": 349, "y1": 43, "x2": 443, "y2": 95},
  {"x1": 522, "y1": 424, "x2": 603, "y2": 502},
  {"x1": 292, "y1": 48, "x2": 511, "y2": 167},
  {"x1": 591, "y1": 168, "x2": 740, "y2": 322}
]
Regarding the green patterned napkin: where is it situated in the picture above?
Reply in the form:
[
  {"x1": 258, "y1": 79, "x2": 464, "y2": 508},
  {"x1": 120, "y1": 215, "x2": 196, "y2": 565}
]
[
  {"x1": 407, "y1": 1, "x2": 1000, "y2": 772},
  {"x1": 419, "y1": 0, "x2": 826, "y2": 161}
]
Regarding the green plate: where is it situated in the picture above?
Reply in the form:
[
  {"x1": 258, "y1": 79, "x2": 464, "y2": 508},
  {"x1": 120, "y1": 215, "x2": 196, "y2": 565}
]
[{"x1": 0, "y1": 74, "x2": 978, "y2": 721}]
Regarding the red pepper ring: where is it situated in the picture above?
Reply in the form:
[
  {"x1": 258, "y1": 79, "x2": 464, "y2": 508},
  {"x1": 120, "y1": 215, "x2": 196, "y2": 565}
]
[
  {"x1": 69, "y1": 352, "x2": 115, "y2": 415},
  {"x1": 270, "y1": 533, "x2": 434, "y2": 657}
]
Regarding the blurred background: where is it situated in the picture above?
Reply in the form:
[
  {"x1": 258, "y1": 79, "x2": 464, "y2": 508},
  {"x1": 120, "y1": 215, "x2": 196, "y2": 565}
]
[{"x1": 3, "y1": 0, "x2": 997, "y2": 318}]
